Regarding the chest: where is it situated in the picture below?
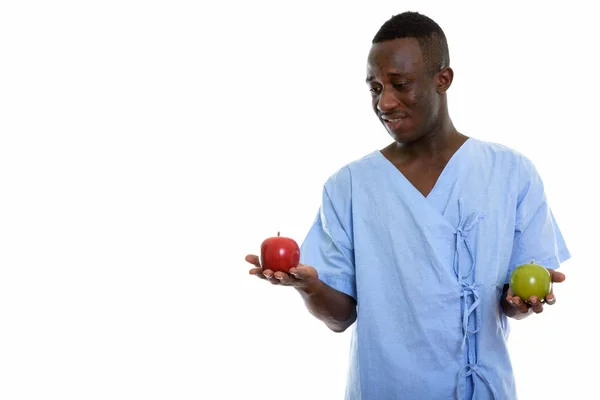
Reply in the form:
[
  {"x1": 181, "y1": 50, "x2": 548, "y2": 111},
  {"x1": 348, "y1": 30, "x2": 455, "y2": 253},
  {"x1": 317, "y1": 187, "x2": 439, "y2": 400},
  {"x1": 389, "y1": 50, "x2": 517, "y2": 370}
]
[
  {"x1": 393, "y1": 160, "x2": 449, "y2": 198},
  {"x1": 352, "y1": 160, "x2": 520, "y2": 289}
]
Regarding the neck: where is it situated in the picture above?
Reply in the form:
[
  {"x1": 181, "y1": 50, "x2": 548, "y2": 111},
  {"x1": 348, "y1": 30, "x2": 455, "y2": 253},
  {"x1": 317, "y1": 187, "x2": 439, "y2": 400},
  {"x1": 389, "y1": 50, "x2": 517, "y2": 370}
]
[{"x1": 392, "y1": 112, "x2": 464, "y2": 159}]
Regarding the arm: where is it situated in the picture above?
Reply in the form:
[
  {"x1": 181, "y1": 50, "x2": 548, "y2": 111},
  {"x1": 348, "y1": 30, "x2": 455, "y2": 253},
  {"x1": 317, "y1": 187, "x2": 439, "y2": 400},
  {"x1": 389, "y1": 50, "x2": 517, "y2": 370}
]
[
  {"x1": 247, "y1": 254, "x2": 357, "y2": 333},
  {"x1": 295, "y1": 276, "x2": 357, "y2": 333},
  {"x1": 250, "y1": 169, "x2": 358, "y2": 332}
]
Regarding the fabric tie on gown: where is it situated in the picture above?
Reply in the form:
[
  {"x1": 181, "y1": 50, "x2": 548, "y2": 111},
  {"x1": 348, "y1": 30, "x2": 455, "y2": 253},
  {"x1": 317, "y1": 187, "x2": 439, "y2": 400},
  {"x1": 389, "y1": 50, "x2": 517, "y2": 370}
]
[
  {"x1": 456, "y1": 363, "x2": 500, "y2": 400},
  {"x1": 453, "y1": 200, "x2": 498, "y2": 400}
]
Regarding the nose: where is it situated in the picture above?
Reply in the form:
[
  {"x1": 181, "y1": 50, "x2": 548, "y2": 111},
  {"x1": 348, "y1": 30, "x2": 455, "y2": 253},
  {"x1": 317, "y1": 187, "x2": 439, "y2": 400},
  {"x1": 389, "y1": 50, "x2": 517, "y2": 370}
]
[{"x1": 376, "y1": 86, "x2": 399, "y2": 113}]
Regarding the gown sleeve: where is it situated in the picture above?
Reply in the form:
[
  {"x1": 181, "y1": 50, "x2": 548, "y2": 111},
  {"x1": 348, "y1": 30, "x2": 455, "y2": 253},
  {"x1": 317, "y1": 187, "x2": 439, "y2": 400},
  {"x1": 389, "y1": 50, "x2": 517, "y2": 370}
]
[
  {"x1": 506, "y1": 156, "x2": 571, "y2": 283},
  {"x1": 299, "y1": 167, "x2": 356, "y2": 300}
]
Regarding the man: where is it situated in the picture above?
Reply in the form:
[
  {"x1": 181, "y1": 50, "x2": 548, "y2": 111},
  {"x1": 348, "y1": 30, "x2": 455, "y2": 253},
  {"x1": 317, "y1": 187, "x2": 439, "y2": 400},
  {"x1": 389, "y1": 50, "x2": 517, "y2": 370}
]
[{"x1": 246, "y1": 11, "x2": 570, "y2": 400}]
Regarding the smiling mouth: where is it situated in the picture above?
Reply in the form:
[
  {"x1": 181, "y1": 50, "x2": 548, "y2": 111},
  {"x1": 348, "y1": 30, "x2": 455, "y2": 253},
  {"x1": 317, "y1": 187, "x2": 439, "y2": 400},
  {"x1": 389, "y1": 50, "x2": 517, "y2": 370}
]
[
  {"x1": 382, "y1": 117, "x2": 406, "y2": 122},
  {"x1": 381, "y1": 115, "x2": 408, "y2": 130},
  {"x1": 381, "y1": 113, "x2": 408, "y2": 122}
]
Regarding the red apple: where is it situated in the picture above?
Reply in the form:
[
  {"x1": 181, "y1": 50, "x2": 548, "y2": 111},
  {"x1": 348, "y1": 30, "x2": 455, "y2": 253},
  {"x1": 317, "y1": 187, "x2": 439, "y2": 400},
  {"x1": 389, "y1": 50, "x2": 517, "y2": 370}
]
[{"x1": 260, "y1": 231, "x2": 300, "y2": 273}]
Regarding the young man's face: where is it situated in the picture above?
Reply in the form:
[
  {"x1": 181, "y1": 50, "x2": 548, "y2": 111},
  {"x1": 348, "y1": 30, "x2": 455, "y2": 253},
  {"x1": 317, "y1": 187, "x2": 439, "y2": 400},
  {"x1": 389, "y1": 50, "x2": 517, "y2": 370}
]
[{"x1": 366, "y1": 38, "x2": 444, "y2": 144}]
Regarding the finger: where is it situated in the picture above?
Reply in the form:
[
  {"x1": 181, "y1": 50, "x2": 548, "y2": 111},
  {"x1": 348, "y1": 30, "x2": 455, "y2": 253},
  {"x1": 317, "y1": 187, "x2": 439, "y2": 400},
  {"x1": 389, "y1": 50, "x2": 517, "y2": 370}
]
[
  {"x1": 529, "y1": 296, "x2": 544, "y2": 314},
  {"x1": 545, "y1": 292, "x2": 557, "y2": 305},
  {"x1": 512, "y1": 296, "x2": 530, "y2": 314},
  {"x1": 262, "y1": 269, "x2": 281, "y2": 285},
  {"x1": 273, "y1": 271, "x2": 298, "y2": 286},
  {"x1": 547, "y1": 268, "x2": 566, "y2": 283},
  {"x1": 245, "y1": 254, "x2": 261, "y2": 268},
  {"x1": 505, "y1": 288, "x2": 517, "y2": 307},
  {"x1": 505, "y1": 295, "x2": 516, "y2": 307},
  {"x1": 249, "y1": 267, "x2": 267, "y2": 280},
  {"x1": 505, "y1": 297, "x2": 519, "y2": 308},
  {"x1": 288, "y1": 266, "x2": 304, "y2": 280}
]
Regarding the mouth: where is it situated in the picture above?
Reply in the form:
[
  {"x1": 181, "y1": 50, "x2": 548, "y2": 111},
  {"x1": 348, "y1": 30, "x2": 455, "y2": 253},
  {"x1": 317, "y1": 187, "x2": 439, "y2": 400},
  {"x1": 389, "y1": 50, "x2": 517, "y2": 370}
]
[{"x1": 381, "y1": 114, "x2": 408, "y2": 130}]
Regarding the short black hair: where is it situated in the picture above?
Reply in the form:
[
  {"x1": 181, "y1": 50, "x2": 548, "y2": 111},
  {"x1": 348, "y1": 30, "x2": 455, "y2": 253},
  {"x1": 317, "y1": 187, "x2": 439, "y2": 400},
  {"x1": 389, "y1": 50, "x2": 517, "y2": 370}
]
[{"x1": 372, "y1": 11, "x2": 450, "y2": 75}]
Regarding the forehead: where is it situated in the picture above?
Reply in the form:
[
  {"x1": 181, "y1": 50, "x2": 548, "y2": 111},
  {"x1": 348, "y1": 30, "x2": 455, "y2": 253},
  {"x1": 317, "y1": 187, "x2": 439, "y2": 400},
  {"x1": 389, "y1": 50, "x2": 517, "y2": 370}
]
[{"x1": 367, "y1": 38, "x2": 425, "y2": 77}]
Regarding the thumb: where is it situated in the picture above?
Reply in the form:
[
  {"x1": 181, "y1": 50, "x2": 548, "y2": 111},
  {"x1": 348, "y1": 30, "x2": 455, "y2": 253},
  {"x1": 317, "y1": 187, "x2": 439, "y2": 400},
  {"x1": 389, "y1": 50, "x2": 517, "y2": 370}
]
[
  {"x1": 548, "y1": 268, "x2": 566, "y2": 283},
  {"x1": 288, "y1": 264, "x2": 317, "y2": 280}
]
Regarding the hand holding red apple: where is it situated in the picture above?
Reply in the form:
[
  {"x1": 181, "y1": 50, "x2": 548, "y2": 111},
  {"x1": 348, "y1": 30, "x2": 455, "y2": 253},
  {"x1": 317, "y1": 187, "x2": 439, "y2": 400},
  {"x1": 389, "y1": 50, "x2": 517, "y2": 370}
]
[
  {"x1": 247, "y1": 232, "x2": 319, "y2": 289},
  {"x1": 247, "y1": 253, "x2": 319, "y2": 288}
]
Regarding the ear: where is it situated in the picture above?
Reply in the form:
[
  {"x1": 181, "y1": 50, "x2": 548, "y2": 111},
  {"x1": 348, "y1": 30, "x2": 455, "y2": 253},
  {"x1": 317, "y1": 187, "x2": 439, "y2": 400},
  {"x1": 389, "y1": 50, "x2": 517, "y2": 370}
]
[{"x1": 436, "y1": 67, "x2": 454, "y2": 94}]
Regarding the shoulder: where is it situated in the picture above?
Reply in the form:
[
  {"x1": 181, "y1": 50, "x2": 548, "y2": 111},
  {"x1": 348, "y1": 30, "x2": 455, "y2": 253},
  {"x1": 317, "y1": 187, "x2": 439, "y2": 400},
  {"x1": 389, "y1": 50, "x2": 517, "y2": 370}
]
[
  {"x1": 469, "y1": 138, "x2": 544, "y2": 202},
  {"x1": 323, "y1": 150, "x2": 380, "y2": 194},
  {"x1": 469, "y1": 137, "x2": 525, "y2": 159},
  {"x1": 469, "y1": 137, "x2": 537, "y2": 171}
]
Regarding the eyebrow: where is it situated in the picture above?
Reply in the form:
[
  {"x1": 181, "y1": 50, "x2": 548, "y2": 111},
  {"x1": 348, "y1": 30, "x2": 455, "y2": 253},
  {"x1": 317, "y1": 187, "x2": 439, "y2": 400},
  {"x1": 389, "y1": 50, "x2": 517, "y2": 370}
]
[{"x1": 366, "y1": 72, "x2": 412, "y2": 83}]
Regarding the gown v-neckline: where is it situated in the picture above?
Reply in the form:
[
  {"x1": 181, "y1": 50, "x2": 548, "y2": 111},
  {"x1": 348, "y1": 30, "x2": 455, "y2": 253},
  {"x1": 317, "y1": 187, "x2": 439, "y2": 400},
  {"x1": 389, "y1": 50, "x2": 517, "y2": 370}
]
[{"x1": 375, "y1": 137, "x2": 473, "y2": 201}]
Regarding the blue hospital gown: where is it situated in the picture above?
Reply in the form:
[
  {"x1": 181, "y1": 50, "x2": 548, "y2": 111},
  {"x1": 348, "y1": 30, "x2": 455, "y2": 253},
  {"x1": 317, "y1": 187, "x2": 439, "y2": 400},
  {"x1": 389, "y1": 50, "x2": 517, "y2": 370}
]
[{"x1": 299, "y1": 138, "x2": 570, "y2": 400}]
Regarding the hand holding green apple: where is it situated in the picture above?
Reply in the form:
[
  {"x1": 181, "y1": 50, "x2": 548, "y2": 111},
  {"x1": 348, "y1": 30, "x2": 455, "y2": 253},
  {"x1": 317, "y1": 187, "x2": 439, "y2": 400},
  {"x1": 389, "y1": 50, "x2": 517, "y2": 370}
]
[{"x1": 505, "y1": 260, "x2": 566, "y2": 314}]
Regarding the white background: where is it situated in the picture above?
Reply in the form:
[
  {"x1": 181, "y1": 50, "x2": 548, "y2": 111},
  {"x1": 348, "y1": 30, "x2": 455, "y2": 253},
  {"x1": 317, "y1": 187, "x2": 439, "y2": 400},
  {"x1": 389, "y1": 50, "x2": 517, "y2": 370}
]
[{"x1": 0, "y1": 1, "x2": 597, "y2": 399}]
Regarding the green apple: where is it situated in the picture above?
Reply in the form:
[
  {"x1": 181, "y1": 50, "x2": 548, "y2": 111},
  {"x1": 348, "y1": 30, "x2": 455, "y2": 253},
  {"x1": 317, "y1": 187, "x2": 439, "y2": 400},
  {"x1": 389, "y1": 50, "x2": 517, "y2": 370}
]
[{"x1": 509, "y1": 260, "x2": 552, "y2": 304}]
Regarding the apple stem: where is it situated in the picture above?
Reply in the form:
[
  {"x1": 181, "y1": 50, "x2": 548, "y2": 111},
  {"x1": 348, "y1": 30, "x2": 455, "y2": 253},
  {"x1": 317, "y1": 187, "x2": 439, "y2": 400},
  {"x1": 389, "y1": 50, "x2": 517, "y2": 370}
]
[{"x1": 277, "y1": 231, "x2": 280, "y2": 237}]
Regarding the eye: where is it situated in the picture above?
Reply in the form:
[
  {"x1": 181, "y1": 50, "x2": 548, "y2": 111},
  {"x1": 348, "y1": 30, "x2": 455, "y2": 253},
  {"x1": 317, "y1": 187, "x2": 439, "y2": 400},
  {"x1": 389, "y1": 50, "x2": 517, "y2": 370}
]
[
  {"x1": 393, "y1": 82, "x2": 409, "y2": 91},
  {"x1": 369, "y1": 86, "x2": 381, "y2": 96}
]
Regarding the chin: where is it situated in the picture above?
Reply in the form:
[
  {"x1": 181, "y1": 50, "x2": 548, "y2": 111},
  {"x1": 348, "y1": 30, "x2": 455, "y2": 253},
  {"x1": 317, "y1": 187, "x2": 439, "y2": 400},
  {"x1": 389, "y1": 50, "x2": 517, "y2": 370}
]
[
  {"x1": 381, "y1": 120, "x2": 418, "y2": 143},
  {"x1": 388, "y1": 129, "x2": 421, "y2": 144}
]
